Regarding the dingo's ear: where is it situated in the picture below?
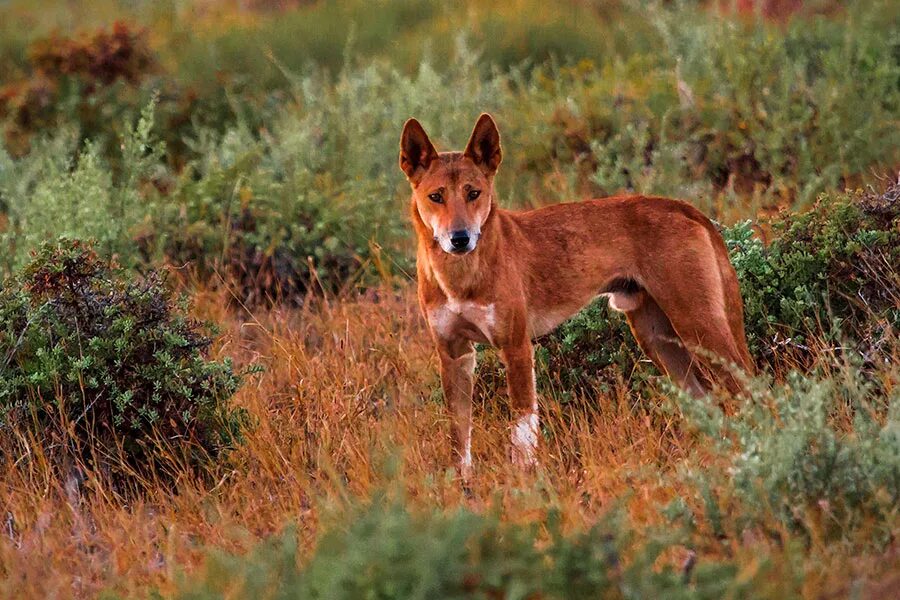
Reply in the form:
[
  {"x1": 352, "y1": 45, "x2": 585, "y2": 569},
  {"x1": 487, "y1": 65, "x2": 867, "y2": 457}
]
[
  {"x1": 464, "y1": 113, "x2": 502, "y2": 176},
  {"x1": 400, "y1": 118, "x2": 438, "y2": 182}
]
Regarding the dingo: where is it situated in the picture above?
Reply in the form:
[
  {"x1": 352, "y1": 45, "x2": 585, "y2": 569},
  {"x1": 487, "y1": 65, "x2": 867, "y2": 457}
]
[{"x1": 400, "y1": 114, "x2": 753, "y2": 480}]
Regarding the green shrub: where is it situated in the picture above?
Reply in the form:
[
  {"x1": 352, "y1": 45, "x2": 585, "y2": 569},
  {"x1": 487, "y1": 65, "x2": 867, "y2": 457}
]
[
  {"x1": 0, "y1": 239, "x2": 248, "y2": 484},
  {"x1": 0, "y1": 99, "x2": 165, "y2": 273},
  {"x1": 649, "y1": 0, "x2": 900, "y2": 204},
  {"x1": 165, "y1": 5, "x2": 900, "y2": 303},
  {"x1": 727, "y1": 183, "x2": 900, "y2": 368},
  {"x1": 153, "y1": 49, "x2": 509, "y2": 301},
  {"x1": 673, "y1": 365, "x2": 899, "y2": 546},
  {"x1": 175, "y1": 492, "x2": 786, "y2": 600},
  {"x1": 475, "y1": 298, "x2": 642, "y2": 404}
]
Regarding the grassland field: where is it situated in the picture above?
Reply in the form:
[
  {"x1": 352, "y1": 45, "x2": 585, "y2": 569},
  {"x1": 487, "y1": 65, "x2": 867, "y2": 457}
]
[{"x1": 0, "y1": 1, "x2": 899, "y2": 598}]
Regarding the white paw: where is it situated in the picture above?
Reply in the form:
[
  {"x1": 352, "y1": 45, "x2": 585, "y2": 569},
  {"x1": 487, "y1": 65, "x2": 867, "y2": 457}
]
[
  {"x1": 510, "y1": 411, "x2": 538, "y2": 468},
  {"x1": 459, "y1": 436, "x2": 473, "y2": 482}
]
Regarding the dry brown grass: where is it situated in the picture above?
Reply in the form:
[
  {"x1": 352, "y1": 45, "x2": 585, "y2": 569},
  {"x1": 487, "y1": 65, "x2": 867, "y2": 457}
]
[{"x1": 1, "y1": 282, "x2": 897, "y2": 599}]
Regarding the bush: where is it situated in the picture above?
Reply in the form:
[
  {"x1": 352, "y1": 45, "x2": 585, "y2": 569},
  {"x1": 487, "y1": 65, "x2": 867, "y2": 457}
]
[
  {"x1": 0, "y1": 239, "x2": 248, "y2": 484},
  {"x1": 474, "y1": 297, "x2": 642, "y2": 403},
  {"x1": 726, "y1": 183, "x2": 900, "y2": 368},
  {"x1": 648, "y1": 0, "x2": 899, "y2": 204},
  {"x1": 0, "y1": 99, "x2": 165, "y2": 273},
  {"x1": 153, "y1": 49, "x2": 508, "y2": 302},
  {"x1": 175, "y1": 492, "x2": 785, "y2": 600},
  {"x1": 673, "y1": 365, "x2": 900, "y2": 546}
]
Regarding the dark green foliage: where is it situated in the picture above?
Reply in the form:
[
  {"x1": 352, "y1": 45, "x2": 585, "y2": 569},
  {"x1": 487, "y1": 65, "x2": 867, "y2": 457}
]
[
  {"x1": 176, "y1": 493, "x2": 785, "y2": 600},
  {"x1": 535, "y1": 300, "x2": 643, "y2": 399},
  {"x1": 474, "y1": 300, "x2": 643, "y2": 403},
  {"x1": 0, "y1": 239, "x2": 248, "y2": 482},
  {"x1": 726, "y1": 184, "x2": 900, "y2": 368},
  {"x1": 153, "y1": 121, "x2": 402, "y2": 303}
]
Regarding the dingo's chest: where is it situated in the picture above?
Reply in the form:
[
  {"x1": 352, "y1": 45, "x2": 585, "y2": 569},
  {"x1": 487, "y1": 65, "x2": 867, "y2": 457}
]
[{"x1": 427, "y1": 299, "x2": 497, "y2": 345}]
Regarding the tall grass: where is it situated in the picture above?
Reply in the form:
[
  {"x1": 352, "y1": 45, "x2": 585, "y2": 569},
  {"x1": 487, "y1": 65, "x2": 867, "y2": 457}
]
[
  {"x1": 2, "y1": 284, "x2": 896, "y2": 597},
  {"x1": 0, "y1": 1, "x2": 898, "y2": 598}
]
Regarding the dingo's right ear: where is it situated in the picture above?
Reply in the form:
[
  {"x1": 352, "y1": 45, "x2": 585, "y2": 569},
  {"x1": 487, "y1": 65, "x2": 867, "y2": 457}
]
[
  {"x1": 464, "y1": 113, "x2": 501, "y2": 176},
  {"x1": 400, "y1": 118, "x2": 438, "y2": 183}
]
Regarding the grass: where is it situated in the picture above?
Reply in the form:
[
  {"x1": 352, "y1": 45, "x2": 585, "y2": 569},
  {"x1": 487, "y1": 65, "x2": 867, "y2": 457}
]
[
  {"x1": 2, "y1": 283, "x2": 898, "y2": 597},
  {"x1": 0, "y1": 0, "x2": 898, "y2": 597}
]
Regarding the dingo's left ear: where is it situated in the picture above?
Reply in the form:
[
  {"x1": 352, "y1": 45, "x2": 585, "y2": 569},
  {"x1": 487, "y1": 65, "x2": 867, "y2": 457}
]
[{"x1": 464, "y1": 113, "x2": 502, "y2": 176}]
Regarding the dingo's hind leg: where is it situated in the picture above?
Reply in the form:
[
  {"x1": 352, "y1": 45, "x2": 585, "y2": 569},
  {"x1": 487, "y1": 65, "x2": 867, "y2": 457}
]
[
  {"x1": 651, "y1": 294, "x2": 748, "y2": 396},
  {"x1": 622, "y1": 294, "x2": 709, "y2": 397}
]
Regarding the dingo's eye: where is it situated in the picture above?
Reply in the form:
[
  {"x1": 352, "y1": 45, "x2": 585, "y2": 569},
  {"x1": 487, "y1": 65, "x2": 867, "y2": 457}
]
[
  {"x1": 428, "y1": 192, "x2": 443, "y2": 204},
  {"x1": 467, "y1": 189, "x2": 481, "y2": 201}
]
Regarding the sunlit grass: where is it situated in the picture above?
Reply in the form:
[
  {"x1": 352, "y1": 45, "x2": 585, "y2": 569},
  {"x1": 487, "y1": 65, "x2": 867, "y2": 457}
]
[{"x1": 2, "y1": 279, "x2": 897, "y2": 597}]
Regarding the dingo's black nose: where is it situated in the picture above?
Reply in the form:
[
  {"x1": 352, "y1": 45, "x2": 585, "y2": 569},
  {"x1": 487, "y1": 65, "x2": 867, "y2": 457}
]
[{"x1": 450, "y1": 230, "x2": 470, "y2": 251}]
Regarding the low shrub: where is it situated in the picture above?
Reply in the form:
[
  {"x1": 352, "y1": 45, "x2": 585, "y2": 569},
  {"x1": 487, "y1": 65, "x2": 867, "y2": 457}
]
[
  {"x1": 727, "y1": 183, "x2": 900, "y2": 369},
  {"x1": 673, "y1": 364, "x2": 899, "y2": 547},
  {"x1": 0, "y1": 239, "x2": 248, "y2": 485},
  {"x1": 0, "y1": 99, "x2": 165, "y2": 273},
  {"x1": 153, "y1": 52, "x2": 507, "y2": 302},
  {"x1": 175, "y1": 492, "x2": 787, "y2": 600},
  {"x1": 650, "y1": 0, "x2": 899, "y2": 204},
  {"x1": 154, "y1": 0, "x2": 899, "y2": 302}
]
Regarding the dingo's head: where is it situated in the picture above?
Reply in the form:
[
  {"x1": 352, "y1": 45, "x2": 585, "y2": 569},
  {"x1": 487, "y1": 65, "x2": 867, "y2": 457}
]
[{"x1": 400, "y1": 114, "x2": 502, "y2": 255}]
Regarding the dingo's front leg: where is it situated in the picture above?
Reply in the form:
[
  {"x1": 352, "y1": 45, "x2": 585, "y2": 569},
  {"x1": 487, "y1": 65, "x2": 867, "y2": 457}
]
[
  {"x1": 437, "y1": 338, "x2": 476, "y2": 483},
  {"x1": 500, "y1": 341, "x2": 539, "y2": 469}
]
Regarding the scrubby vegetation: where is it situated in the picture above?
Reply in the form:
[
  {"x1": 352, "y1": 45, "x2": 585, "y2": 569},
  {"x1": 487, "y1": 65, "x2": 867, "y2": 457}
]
[
  {"x1": 0, "y1": 0, "x2": 897, "y2": 598},
  {"x1": 729, "y1": 185, "x2": 900, "y2": 367},
  {"x1": 0, "y1": 239, "x2": 247, "y2": 487},
  {"x1": 177, "y1": 492, "x2": 782, "y2": 600},
  {"x1": 178, "y1": 354, "x2": 900, "y2": 599}
]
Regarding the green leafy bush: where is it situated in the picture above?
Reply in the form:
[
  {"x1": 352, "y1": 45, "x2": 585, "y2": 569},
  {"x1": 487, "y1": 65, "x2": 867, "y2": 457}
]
[
  {"x1": 523, "y1": 0, "x2": 899, "y2": 205},
  {"x1": 476, "y1": 298, "x2": 642, "y2": 403},
  {"x1": 0, "y1": 99, "x2": 165, "y2": 273},
  {"x1": 726, "y1": 184, "x2": 900, "y2": 368},
  {"x1": 153, "y1": 49, "x2": 508, "y2": 301},
  {"x1": 673, "y1": 365, "x2": 899, "y2": 546},
  {"x1": 0, "y1": 239, "x2": 248, "y2": 483},
  {"x1": 649, "y1": 0, "x2": 899, "y2": 204},
  {"x1": 176, "y1": 492, "x2": 785, "y2": 600}
]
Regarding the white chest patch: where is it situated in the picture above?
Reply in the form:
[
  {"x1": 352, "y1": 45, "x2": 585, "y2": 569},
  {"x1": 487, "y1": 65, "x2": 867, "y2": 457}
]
[{"x1": 428, "y1": 299, "x2": 496, "y2": 343}]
